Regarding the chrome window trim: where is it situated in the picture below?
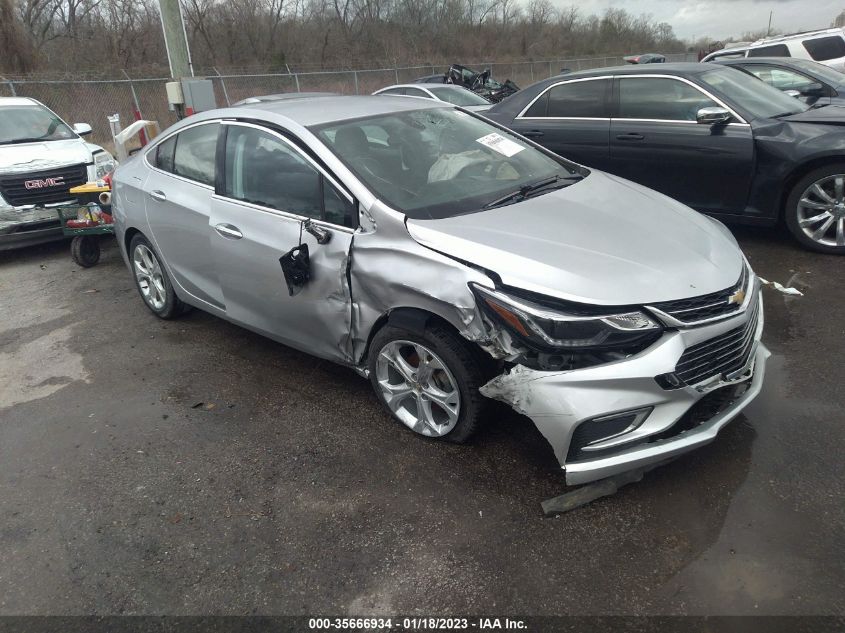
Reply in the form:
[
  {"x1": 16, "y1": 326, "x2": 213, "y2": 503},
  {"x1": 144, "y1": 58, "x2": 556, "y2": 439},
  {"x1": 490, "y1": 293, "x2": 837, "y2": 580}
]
[
  {"x1": 143, "y1": 119, "x2": 221, "y2": 186},
  {"x1": 210, "y1": 193, "x2": 356, "y2": 234},
  {"x1": 615, "y1": 74, "x2": 749, "y2": 125},
  {"x1": 515, "y1": 76, "x2": 612, "y2": 120},
  {"x1": 220, "y1": 119, "x2": 354, "y2": 205}
]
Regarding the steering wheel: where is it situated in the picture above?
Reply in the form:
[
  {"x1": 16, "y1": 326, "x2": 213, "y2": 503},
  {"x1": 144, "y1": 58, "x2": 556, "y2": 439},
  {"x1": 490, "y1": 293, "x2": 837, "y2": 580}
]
[{"x1": 356, "y1": 155, "x2": 419, "y2": 197}]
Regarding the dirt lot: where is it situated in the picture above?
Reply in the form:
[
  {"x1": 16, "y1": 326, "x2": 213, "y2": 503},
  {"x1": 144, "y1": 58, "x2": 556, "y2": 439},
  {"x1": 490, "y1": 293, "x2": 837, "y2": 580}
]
[{"x1": 0, "y1": 225, "x2": 843, "y2": 616}]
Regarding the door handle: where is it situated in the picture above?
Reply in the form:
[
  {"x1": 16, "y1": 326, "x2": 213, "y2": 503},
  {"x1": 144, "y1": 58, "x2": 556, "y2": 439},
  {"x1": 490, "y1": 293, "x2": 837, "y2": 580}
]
[
  {"x1": 149, "y1": 190, "x2": 167, "y2": 202},
  {"x1": 615, "y1": 133, "x2": 645, "y2": 141},
  {"x1": 523, "y1": 130, "x2": 545, "y2": 138},
  {"x1": 214, "y1": 223, "x2": 243, "y2": 239}
]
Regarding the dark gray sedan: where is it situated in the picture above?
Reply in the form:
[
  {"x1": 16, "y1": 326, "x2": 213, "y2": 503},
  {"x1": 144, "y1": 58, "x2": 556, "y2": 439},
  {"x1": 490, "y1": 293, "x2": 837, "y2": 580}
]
[
  {"x1": 713, "y1": 57, "x2": 845, "y2": 107},
  {"x1": 486, "y1": 63, "x2": 845, "y2": 254}
]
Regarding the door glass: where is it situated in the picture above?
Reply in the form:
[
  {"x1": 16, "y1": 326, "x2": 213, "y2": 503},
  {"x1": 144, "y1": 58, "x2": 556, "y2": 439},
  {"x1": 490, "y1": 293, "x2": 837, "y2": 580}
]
[
  {"x1": 404, "y1": 87, "x2": 431, "y2": 98},
  {"x1": 525, "y1": 79, "x2": 608, "y2": 117},
  {"x1": 379, "y1": 88, "x2": 406, "y2": 96},
  {"x1": 802, "y1": 36, "x2": 845, "y2": 61},
  {"x1": 743, "y1": 65, "x2": 816, "y2": 91},
  {"x1": 224, "y1": 125, "x2": 355, "y2": 226},
  {"x1": 618, "y1": 78, "x2": 718, "y2": 121},
  {"x1": 172, "y1": 123, "x2": 218, "y2": 186},
  {"x1": 747, "y1": 44, "x2": 790, "y2": 57},
  {"x1": 155, "y1": 135, "x2": 177, "y2": 173}
]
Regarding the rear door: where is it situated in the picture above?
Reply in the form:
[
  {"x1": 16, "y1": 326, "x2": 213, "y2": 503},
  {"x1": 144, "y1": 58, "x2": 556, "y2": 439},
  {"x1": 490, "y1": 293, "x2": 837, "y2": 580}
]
[
  {"x1": 608, "y1": 75, "x2": 754, "y2": 214},
  {"x1": 507, "y1": 77, "x2": 612, "y2": 169},
  {"x1": 144, "y1": 121, "x2": 225, "y2": 311},
  {"x1": 210, "y1": 122, "x2": 357, "y2": 362}
]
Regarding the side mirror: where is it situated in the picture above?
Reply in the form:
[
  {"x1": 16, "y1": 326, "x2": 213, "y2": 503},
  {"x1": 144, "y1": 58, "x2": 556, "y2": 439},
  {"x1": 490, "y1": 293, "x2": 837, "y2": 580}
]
[
  {"x1": 696, "y1": 106, "x2": 732, "y2": 125},
  {"x1": 73, "y1": 123, "x2": 92, "y2": 136}
]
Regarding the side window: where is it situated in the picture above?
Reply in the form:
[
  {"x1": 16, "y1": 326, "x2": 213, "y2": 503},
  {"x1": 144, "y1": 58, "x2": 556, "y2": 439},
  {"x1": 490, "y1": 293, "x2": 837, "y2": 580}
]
[
  {"x1": 404, "y1": 87, "x2": 431, "y2": 98},
  {"x1": 618, "y1": 77, "x2": 718, "y2": 121},
  {"x1": 155, "y1": 136, "x2": 176, "y2": 173},
  {"x1": 743, "y1": 65, "x2": 816, "y2": 91},
  {"x1": 172, "y1": 123, "x2": 218, "y2": 186},
  {"x1": 747, "y1": 44, "x2": 790, "y2": 57},
  {"x1": 379, "y1": 88, "x2": 406, "y2": 96},
  {"x1": 803, "y1": 36, "x2": 845, "y2": 62},
  {"x1": 524, "y1": 79, "x2": 609, "y2": 117},
  {"x1": 223, "y1": 125, "x2": 355, "y2": 227}
]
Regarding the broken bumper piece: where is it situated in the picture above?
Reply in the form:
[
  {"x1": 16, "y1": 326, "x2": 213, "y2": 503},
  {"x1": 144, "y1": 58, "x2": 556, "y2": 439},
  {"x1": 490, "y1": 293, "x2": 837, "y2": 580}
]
[{"x1": 480, "y1": 297, "x2": 768, "y2": 486}]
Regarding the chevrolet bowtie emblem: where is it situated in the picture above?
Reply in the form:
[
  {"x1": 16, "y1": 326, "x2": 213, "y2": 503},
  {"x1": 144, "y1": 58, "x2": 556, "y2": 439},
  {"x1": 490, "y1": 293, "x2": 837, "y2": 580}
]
[{"x1": 728, "y1": 289, "x2": 745, "y2": 305}]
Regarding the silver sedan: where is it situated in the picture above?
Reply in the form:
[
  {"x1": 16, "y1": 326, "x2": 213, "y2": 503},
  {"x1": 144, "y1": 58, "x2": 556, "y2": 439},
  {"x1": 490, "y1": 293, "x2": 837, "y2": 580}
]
[{"x1": 112, "y1": 95, "x2": 767, "y2": 485}]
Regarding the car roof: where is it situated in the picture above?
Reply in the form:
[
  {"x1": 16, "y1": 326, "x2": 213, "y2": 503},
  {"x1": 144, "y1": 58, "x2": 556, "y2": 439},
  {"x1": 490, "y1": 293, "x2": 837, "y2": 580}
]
[
  {"x1": 0, "y1": 97, "x2": 39, "y2": 107},
  {"x1": 376, "y1": 84, "x2": 467, "y2": 91},
  {"x1": 537, "y1": 62, "x2": 715, "y2": 83},
  {"x1": 234, "y1": 92, "x2": 338, "y2": 105},
  {"x1": 210, "y1": 95, "x2": 446, "y2": 127}
]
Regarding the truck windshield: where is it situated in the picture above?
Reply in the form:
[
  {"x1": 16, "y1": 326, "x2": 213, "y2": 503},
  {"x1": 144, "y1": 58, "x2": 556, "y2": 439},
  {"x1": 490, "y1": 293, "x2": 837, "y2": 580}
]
[
  {"x1": 0, "y1": 105, "x2": 76, "y2": 145},
  {"x1": 312, "y1": 107, "x2": 583, "y2": 219}
]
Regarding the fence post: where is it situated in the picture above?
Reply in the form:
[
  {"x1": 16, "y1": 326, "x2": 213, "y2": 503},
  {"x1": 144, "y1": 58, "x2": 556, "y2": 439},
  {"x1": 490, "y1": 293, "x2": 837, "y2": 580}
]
[
  {"x1": 353, "y1": 70, "x2": 359, "y2": 95},
  {"x1": 293, "y1": 73, "x2": 301, "y2": 92},
  {"x1": 394, "y1": 67, "x2": 399, "y2": 84},
  {"x1": 548, "y1": 61, "x2": 552, "y2": 77},
  {"x1": 1, "y1": 75, "x2": 17, "y2": 97},
  {"x1": 212, "y1": 67, "x2": 231, "y2": 105}
]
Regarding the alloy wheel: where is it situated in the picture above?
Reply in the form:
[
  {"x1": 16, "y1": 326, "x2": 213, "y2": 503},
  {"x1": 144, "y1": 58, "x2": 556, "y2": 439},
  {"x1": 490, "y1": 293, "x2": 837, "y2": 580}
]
[
  {"x1": 133, "y1": 244, "x2": 167, "y2": 310},
  {"x1": 797, "y1": 174, "x2": 845, "y2": 247},
  {"x1": 375, "y1": 340, "x2": 461, "y2": 437}
]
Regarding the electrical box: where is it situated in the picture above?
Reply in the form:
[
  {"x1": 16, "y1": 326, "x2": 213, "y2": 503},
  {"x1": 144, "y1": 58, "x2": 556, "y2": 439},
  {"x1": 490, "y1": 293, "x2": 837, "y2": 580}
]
[
  {"x1": 165, "y1": 81, "x2": 184, "y2": 107},
  {"x1": 180, "y1": 79, "x2": 216, "y2": 114}
]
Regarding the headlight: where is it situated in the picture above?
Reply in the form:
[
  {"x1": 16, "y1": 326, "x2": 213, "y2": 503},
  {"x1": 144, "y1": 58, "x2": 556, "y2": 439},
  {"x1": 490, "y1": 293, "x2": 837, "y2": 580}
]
[
  {"x1": 471, "y1": 283, "x2": 662, "y2": 353},
  {"x1": 93, "y1": 151, "x2": 116, "y2": 179}
]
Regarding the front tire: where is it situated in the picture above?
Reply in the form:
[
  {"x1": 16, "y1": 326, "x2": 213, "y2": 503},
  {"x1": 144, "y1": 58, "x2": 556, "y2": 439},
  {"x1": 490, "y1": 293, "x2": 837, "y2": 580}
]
[
  {"x1": 129, "y1": 234, "x2": 186, "y2": 319},
  {"x1": 785, "y1": 163, "x2": 845, "y2": 254},
  {"x1": 368, "y1": 323, "x2": 488, "y2": 443}
]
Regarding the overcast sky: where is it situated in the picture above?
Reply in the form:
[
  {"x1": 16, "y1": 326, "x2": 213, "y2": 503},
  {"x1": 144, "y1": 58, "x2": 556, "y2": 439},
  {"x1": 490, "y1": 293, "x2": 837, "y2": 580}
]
[{"x1": 558, "y1": 0, "x2": 842, "y2": 40}]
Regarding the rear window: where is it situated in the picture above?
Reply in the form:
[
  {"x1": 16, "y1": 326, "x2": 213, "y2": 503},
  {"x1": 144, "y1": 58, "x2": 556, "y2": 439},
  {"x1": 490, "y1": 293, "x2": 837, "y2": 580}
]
[
  {"x1": 802, "y1": 36, "x2": 845, "y2": 62},
  {"x1": 748, "y1": 44, "x2": 790, "y2": 57}
]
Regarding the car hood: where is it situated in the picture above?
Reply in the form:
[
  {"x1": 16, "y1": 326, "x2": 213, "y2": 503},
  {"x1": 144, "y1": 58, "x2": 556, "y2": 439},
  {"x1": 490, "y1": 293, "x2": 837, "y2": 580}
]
[
  {"x1": 0, "y1": 138, "x2": 92, "y2": 174},
  {"x1": 405, "y1": 171, "x2": 744, "y2": 306},
  {"x1": 781, "y1": 105, "x2": 845, "y2": 125}
]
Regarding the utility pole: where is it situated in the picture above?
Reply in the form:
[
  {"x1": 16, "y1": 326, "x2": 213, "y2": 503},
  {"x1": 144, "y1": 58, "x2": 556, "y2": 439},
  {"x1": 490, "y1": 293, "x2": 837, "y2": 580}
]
[
  {"x1": 158, "y1": 0, "x2": 193, "y2": 79},
  {"x1": 767, "y1": 10, "x2": 773, "y2": 36}
]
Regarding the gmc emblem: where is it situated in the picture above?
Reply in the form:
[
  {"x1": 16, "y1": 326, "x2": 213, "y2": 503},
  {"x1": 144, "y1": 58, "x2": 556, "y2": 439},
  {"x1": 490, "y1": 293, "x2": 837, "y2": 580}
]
[{"x1": 24, "y1": 176, "x2": 65, "y2": 189}]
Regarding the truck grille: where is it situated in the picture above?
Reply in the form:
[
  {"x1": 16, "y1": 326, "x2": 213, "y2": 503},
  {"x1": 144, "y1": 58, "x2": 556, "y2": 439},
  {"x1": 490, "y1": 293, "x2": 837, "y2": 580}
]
[
  {"x1": 0, "y1": 163, "x2": 87, "y2": 208},
  {"x1": 648, "y1": 264, "x2": 749, "y2": 324},
  {"x1": 662, "y1": 287, "x2": 760, "y2": 389}
]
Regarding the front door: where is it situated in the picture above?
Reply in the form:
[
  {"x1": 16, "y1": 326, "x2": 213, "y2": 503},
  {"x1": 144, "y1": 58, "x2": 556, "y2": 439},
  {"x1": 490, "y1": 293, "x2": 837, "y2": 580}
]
[
  {"x1": 210, "y1": 122, "x2": 358, "y2": 363},
  {"x1": 609, "y1": 76, "x2": 755, "y2": 214},
  {"x1": 508, "y1": 77, "x2": 613, "y2": 170}
]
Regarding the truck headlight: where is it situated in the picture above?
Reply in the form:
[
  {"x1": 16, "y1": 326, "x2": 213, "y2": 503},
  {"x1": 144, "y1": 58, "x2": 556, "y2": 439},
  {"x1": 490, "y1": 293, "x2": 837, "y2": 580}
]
[
  {"x1": 471, "y1": 283, "x2": 662, "y2": 352},
  {"x1": 93, "y1": 151, "x2": 116, "y2": 179}
]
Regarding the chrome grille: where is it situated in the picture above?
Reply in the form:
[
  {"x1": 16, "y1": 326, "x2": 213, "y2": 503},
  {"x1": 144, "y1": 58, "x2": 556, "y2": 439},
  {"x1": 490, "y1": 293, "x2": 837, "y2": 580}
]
[
  {"x1": 0, "y1": 163, "x2": 87, "y2": 207},
  {"x1": 665, "y1": 288, "x2": 760, "y2": 388},
  {"x1": 649, "y1": 265, "x2": 749, "y2": 324}
]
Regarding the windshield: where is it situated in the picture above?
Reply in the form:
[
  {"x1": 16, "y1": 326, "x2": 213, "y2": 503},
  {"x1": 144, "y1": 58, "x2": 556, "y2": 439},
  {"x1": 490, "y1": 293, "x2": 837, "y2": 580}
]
[
  {"x1": 699, "y1": 67, "x2": 809, "y2": 119},
  {"x1": 788, "y1": 59, "x2": 845, "y2": 85},
  {"x1": 0, "y1": 105, "x2": 76, "y2": 145},
  {"x1": 312, "y1": 108, "x2": 582, "y2": 219},
  {"x1": 427, "y1": 86, "x2": 490, "y2": 106}
]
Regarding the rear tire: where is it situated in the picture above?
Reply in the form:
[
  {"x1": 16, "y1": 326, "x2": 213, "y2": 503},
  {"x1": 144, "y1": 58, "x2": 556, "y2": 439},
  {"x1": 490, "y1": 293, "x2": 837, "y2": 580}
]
[
  {"x1": 368, "y1": 322, "x2": 488, "y2": 443},
  {"x1": 129, "y1": 234, "x2": 186, "y2": 319},
  {"x1": 785, "y1": 163, "x2": 845, "y2": 254}
]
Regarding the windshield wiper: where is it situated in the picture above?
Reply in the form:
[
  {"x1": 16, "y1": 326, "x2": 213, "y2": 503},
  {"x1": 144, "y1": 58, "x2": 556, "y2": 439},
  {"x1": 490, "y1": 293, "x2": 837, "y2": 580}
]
[
  {"x1": 483, "y1": 174, "x2": 582, "y2": 210},
  {"x1": 0, "y1": 137, "x2": 49, "y2": 145}
]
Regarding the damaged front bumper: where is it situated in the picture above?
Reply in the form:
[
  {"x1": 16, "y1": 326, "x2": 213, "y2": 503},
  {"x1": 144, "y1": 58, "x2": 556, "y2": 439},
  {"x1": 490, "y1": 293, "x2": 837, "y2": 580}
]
[{"x1": 481, "y1": 295, "x2": 768, "y2": 486}]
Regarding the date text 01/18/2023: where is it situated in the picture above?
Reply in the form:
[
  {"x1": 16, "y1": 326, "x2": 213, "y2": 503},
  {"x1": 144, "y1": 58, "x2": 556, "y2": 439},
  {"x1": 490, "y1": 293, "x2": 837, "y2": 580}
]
[{"x1": 308, "y1": 617, "x2": 528, "y2": 629}]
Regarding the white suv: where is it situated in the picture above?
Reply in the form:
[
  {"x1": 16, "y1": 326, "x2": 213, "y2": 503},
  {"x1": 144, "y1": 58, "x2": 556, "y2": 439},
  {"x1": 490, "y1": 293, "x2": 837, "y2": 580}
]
[
  {"x1": 702, "y1": 28, "x2": 845, "y2": 72},
  {"x1": 0, "y1": 97, "x2": 116, "y2": 250}
]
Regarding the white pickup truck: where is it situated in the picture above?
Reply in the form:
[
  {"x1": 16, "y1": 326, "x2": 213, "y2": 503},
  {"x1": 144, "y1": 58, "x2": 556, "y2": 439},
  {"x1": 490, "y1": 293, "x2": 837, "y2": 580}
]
[{"x1": 0, "y1": 97, "x2": 116, "y2": 250}]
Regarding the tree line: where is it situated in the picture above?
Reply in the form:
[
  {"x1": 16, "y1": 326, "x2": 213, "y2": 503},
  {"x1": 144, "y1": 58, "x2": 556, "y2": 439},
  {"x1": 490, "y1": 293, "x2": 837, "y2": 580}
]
[{"x1": 1, "y1": 0, "x2": 687, "y2": 76}]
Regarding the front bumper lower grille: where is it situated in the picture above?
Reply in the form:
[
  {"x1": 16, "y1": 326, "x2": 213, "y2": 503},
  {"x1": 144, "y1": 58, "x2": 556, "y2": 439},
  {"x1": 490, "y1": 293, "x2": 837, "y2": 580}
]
[{"x1": 0, "y1": 163, "x2": 87, "y2": 207}]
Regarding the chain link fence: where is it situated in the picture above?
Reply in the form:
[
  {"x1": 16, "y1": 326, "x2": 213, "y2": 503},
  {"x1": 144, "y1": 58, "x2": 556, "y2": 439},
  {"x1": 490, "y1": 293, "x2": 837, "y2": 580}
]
[{"x1": 1, "y1": 53, "x2": 696, "y2": 148}]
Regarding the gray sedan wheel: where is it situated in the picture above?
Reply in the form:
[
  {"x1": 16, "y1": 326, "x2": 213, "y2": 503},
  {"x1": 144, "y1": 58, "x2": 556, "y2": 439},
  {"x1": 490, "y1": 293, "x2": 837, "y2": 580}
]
[
  {"x1": 368, "y1": 323, "x2": 488, "y2": 443},
  {"x1": 787, "y1": 164, "x2": 845, "y2": 254},
  {"x1": 129, "y1": 234, "x2": 186, "y2": 318}
]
